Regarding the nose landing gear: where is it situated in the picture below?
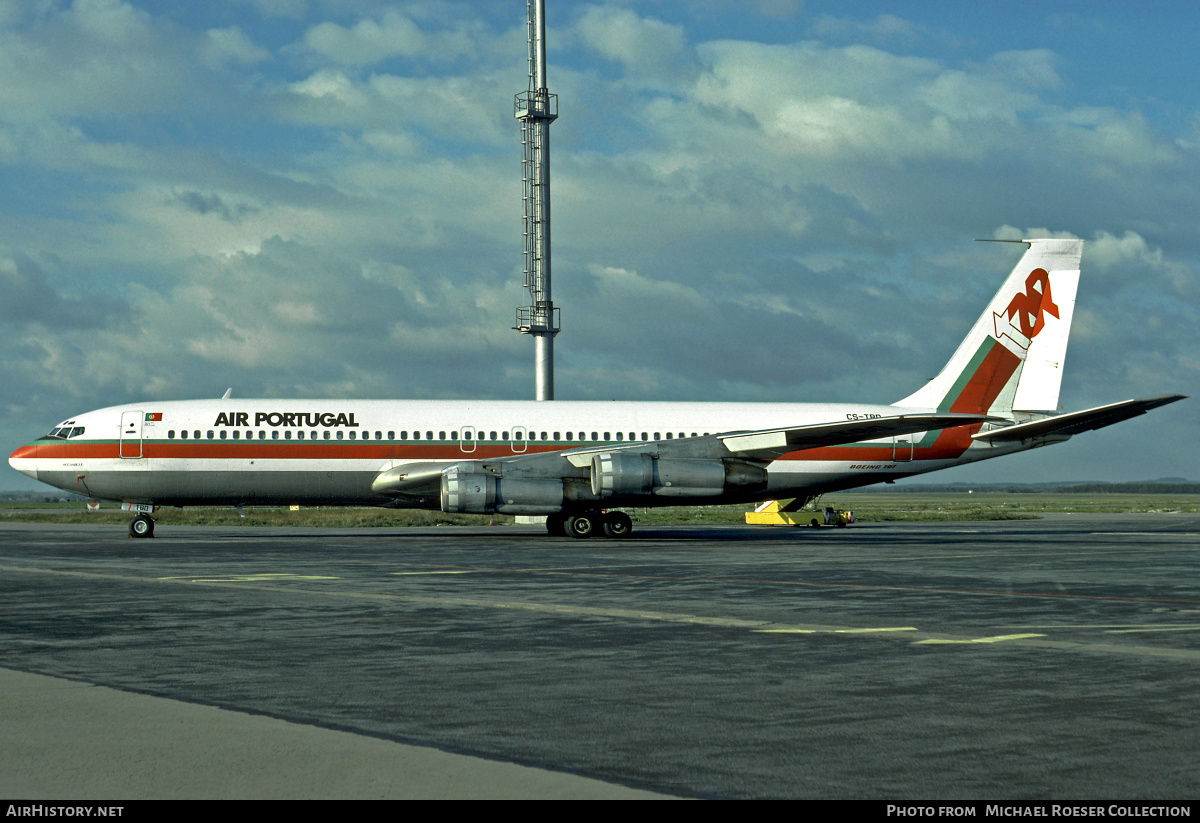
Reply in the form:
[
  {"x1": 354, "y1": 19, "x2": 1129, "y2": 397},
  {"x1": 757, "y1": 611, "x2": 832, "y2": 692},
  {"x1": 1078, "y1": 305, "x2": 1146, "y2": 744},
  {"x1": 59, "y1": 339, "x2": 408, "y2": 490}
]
[{"x1": 128, "y1": 514, "x2": 155, "y2": 538}]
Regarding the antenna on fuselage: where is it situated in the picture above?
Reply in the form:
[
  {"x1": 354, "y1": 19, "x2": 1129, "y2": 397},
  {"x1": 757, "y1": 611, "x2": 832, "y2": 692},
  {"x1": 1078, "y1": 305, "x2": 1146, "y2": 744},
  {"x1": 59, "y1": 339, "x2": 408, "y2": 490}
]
[{"x1": 514, "y1": 0, "x2": 559, "y2": 400}]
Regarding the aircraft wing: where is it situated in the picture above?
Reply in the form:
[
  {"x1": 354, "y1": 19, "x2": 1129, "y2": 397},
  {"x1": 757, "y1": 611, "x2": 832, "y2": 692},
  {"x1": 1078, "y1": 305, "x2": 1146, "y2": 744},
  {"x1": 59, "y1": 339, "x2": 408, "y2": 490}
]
[
  {"x1": 556, "y1": 412, "x2": 993, "y2": 466},
  {"x1": 972, "y1": 394, "x2": 1186, "y2": 444},
  {"x1": 371, "y1": 412, "x2": 993, "y2": 498}
]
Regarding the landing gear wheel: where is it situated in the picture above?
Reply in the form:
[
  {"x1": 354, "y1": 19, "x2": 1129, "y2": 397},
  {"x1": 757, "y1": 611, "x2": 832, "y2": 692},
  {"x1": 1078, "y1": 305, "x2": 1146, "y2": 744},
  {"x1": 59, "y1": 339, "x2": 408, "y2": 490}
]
[
  {"x1": 602, "y1": 511, "x2": 633, "y2": 539},
  {"x1": 809, "y1": 518, "x2": 820, "y2": 528},
  {"x1": 546, "y1": 512, "x2": 569, "y2": 536},
  {"x1": 129, "y1": 514, "x2": 155, "y2": 538},
  {"x1": 566, "y1": 512, "x2": 599, "y2": 539}
]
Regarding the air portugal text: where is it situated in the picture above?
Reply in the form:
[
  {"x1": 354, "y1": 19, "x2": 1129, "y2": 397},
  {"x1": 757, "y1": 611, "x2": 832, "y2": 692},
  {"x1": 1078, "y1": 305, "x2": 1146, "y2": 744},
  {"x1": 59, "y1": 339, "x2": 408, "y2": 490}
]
[{"x1": 213, "y1": 412, "x2": 359, "y2": 428}]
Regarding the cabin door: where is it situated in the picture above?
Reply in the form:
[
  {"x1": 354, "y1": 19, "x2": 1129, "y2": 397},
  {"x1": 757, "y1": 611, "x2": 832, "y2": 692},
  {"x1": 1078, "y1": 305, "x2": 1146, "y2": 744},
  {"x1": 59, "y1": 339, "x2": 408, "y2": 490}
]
[{"x1": 120, "y1": 411, "x2": 144, "y2": 458}]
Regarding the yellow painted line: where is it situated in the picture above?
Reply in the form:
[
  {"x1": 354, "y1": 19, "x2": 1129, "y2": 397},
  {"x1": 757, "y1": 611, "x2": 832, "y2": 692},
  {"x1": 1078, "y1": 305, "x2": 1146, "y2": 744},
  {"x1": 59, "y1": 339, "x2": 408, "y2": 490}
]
[
  {"x1": 5, "y1": 563, "x2": 1200, "y2": 660},
  {"x1": 1105, "y1": 626, "x2": 1200, "y2": 634},
  {"x1": 918, "y1": 633, "x2": 1046, "y2": 645},
  {"x1": 834, "y1": 627, "x2": 918, "y2": 634}
]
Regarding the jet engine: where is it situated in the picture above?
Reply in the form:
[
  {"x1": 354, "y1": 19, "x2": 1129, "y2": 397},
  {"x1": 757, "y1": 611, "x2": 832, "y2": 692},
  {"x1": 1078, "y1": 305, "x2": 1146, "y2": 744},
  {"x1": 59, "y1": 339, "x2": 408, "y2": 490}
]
[
  {"x1": 589, "y1": 453, "x2": 767, "y2": 499},
  {"x1": 439, "y1": 465, "x2": 564, "y2": 515}
]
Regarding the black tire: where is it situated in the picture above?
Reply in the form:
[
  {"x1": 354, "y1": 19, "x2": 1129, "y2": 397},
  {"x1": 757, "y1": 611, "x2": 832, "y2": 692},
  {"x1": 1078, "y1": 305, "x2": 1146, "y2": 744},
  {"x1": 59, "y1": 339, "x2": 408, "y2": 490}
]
[
  {"x1": 129, "y1": 514, "x2": 155, "y2": 538},
  {"x1": 809, "y1": 518, "x2": 820, "y2": 528},
  {"x1": 602, "y1": 511, "x2": 633, "y2": 539},
  {"x1": 566, "y1": 512, "x2": 598, "y2": 539}
]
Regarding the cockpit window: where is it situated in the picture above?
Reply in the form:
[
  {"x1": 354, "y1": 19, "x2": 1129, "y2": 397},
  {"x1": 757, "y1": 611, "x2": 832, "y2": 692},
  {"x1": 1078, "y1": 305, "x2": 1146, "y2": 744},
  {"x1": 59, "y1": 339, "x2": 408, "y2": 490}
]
[{"x1": 44, "y1": 426, "x2": 84, "y2": 439}]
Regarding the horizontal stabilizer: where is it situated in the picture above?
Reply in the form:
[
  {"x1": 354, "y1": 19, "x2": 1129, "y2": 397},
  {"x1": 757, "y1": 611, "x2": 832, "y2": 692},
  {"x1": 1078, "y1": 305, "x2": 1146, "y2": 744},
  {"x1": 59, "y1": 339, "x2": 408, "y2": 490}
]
[{"x1": 972, "y1": 394, "x2": 1186, "y2": 444}]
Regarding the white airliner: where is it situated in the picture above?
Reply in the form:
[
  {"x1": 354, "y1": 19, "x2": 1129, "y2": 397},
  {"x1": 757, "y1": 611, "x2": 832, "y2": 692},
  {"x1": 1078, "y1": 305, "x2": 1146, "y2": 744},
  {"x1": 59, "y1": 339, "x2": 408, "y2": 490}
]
[{"x1": 9, "y1": 238, "x2": 1184, "y2": 539}]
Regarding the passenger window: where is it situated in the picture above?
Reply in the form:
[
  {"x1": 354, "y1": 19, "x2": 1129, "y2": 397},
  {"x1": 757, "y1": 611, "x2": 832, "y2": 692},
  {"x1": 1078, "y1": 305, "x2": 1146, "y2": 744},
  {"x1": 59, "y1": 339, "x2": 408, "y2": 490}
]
[
  {"x1": 376, "y1": 431, "x2": 382, "y2": 440},
  {"x1": 666, "y1": 433, "x2": 673, "y2": 439},
  {"x1": 194, "y1": 430, "x2": 201, "y2": 439},
  {"x1": 413, "y1": 431, "x2": 420, "y2": 440},
  {"x1": 232, "y1": 430, "x2": 239, "y2": 440},
  {"x1": 284, "y1": 431, "x2": 292, "y2": 440},
  {"x1": 502, "y1": 431, "x2": 508, "y2": 440},
  {"x1": 400, "y1": 431, "x2": 407, "y2": 440},
  {"x1": 180, "y1": 430, "x2": 188, "y2": 439},
  {"x1": 272, "y1": 431, "x2": 279, "y2": 440},
  {"x1": 207, "y1": 431, "x2": 214, "y2": 439},
  {"x1": 591, "y1": 432, "x2": 598, "y2": 441},
  {"x1": 553, "y1": 432, "x2": 560, "y2": 440},
  {"x1": 450, "y1": 431, "x2": 457, "y2": 439},
  {"x1": 296, "y1": 431, "x2": 304, "y2": 440},
  {"x1": 427, "y1": 431, "x2": 434, "y2": 440},
  {"x1": 565, "y1": 432, "x2": 573, "y2": 441},
  {"x1": 337, "y1": 431, "x2": 343, "y2": 440},
  {"x1": 220, "y1": 430, "x2": 227, "y2": 440},
  {"x1": 348, "y1": 431, "x2": 356, "y2": 440},
  {"x1": 168, "y1": 430, "x2": 175, "y2": 439},
  {"x1": 616, "y1": 432, "x2": 623, "y2": 441},
  {"x1": 440, "y1": 431, "x2": 446, "y2": 440},
  {"x1": 388, "y1": 431, "x2": 395, "y2": 440},
  {"x1": 641, "y1": 432, "x2": 648, "y2": 440},
  {"x1": 323, "y1": 431, "x2": 331, "y2": 440}
]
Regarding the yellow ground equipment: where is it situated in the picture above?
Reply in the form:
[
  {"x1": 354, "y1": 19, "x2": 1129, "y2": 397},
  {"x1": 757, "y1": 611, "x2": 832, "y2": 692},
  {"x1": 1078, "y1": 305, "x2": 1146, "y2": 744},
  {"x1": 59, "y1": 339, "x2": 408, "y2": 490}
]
[{"x1": 745, "y1": 500, "x2": 854, "y2": 527}]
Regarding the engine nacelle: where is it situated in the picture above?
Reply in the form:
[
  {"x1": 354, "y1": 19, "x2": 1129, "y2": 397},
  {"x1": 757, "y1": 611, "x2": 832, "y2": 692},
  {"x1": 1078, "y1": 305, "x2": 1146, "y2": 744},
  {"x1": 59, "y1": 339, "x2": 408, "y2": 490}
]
[
  {"x1": 440, "y1": 466, "x2": 563, "y2": 515},
  {"x1": 590, "y1": 453, "x2": 766, "y2": 499}
]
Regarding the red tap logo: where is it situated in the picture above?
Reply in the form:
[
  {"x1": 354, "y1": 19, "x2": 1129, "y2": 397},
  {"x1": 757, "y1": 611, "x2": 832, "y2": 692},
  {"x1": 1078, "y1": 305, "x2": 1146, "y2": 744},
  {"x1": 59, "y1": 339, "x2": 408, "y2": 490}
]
[{"x1": 994, "y1": 268, "x2": 1059, "y2": 349}]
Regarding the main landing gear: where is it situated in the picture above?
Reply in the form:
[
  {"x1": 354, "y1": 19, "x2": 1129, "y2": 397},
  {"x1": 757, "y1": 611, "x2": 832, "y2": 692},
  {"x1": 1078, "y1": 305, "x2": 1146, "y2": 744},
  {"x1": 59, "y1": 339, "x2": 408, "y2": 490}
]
[
  {"x1": 546, "y1": 510, "x2": 633, "y2": 539},
  {"x1": 128, "y1": 514, "x2": 155, "y2": 538}
]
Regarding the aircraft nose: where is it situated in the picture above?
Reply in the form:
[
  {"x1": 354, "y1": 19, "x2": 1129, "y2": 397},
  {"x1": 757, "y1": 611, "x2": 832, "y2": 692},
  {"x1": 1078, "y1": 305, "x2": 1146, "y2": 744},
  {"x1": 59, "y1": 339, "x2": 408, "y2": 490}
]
[{"x1": 8, "y1": 444, "x2": 39, "y2": 481}]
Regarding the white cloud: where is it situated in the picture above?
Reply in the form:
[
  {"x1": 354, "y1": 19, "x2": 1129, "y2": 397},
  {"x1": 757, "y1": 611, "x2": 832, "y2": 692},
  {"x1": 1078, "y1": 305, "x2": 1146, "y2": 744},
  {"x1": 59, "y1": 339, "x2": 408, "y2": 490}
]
[
  {"x1": 573, "y1": 6, "x2": 698, "y2": 88},
  {"x1": 203, "y1": 26, "x2": 271, "y2": 66},
  {"x1": 302, "y1": 11, "x2": 425, "y2": 65}
]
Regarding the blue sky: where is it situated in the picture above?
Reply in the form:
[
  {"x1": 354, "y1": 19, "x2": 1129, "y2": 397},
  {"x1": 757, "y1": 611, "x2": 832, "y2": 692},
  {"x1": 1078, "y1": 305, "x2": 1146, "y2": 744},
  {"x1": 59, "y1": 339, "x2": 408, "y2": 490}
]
[{"x1": 2, "y1": 0, "x2": 1195, "y2": 490}]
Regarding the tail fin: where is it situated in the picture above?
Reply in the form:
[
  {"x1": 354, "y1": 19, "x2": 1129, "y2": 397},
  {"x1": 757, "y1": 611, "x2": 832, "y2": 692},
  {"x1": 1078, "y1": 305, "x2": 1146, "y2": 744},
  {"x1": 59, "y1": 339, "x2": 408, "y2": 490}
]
[{"x1": 895, "y1": 238, "x2": 1081, "y2": 416}]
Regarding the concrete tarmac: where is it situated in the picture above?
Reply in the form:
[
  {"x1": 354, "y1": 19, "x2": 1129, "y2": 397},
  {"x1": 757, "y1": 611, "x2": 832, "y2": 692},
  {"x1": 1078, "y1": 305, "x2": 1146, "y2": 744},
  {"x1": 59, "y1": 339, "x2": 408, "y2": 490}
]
[{"x1": 2, "y1": 514, "x2": 1198, "y2": 799}]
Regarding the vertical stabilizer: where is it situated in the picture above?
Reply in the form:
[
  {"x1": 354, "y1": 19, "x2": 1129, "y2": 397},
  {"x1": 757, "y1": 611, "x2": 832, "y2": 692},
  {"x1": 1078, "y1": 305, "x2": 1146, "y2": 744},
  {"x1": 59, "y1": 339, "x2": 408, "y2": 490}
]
[{"x1": 895, "y1": 238, "x2": 1083, "y2": 416}]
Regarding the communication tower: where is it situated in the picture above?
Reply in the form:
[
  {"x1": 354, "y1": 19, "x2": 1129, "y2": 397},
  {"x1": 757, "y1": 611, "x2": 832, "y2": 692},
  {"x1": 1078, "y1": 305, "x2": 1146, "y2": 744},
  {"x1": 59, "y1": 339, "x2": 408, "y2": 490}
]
[{"x1": 514, "y1": 0, "x2": 559, "y2": 400}]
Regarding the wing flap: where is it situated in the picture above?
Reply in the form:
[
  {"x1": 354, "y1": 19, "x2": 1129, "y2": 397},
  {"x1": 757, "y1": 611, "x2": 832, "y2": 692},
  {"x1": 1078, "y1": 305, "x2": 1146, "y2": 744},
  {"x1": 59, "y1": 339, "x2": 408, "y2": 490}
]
[{"x1": 972, "y1": 394, "x2": 1186, "y2": 444}]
